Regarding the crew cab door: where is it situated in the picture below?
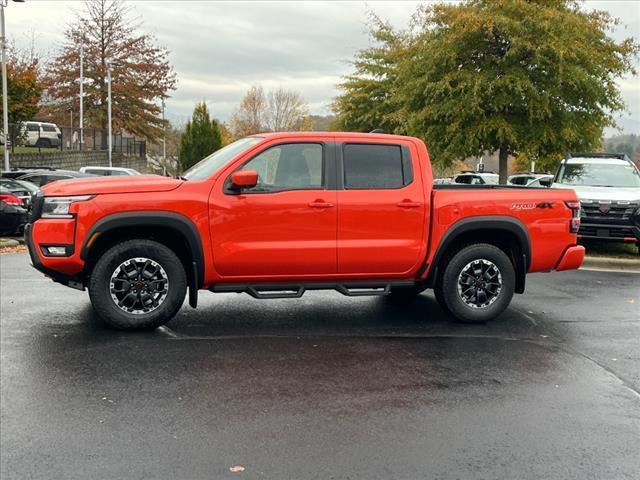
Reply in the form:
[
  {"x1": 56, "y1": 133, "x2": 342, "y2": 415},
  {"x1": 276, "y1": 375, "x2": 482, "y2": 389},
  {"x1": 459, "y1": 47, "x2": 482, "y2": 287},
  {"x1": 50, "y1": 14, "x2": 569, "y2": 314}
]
[
  {"x1": 337, "y1": 140, "x2": 427, "y2": 275},
  {"x1": 209, "y1": 140, "x2": 337, "y2": 278}
]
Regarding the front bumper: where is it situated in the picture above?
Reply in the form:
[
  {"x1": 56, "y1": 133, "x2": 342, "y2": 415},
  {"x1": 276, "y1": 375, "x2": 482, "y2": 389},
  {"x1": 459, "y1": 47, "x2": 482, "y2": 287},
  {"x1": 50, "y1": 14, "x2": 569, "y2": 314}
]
[{"x1": 555, "y1": 245, "x2": 586, "y2": 271}]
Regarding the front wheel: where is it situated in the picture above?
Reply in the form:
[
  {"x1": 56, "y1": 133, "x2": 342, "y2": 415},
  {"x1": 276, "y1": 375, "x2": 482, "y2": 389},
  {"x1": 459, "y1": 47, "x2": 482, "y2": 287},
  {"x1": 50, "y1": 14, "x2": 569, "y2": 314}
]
[
  {"x1": 436, "y1": 243, "x2": 515, "y2": 323},
  {"x1": 88, "y1": 239, "x2": 187, "y2": 330}
]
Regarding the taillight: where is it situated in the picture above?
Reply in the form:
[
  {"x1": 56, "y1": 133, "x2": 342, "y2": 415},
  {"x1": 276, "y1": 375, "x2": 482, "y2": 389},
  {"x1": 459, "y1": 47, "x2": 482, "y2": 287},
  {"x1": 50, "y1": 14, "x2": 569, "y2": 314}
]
[
  {"x1": 565, "y1": 201, "x2": 581, "y2": 233},
  {"x1": 0, "y1": 194, "x2": 22, "y2": 206}
]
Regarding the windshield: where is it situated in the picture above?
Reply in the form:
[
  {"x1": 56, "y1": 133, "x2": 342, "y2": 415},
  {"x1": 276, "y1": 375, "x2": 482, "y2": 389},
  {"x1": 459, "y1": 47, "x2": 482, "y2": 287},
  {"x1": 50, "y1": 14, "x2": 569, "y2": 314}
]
[
  {"x1": 183, "y1": 137, "x2": 263, "y2": 180},
  {"x1": 556, "y1": 161, "x2": 640, "y2": 188}
]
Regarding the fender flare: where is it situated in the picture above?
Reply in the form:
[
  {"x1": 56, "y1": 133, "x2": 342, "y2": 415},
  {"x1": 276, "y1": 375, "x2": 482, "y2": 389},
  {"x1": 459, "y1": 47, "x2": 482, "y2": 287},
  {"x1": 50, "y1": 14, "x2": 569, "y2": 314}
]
[
  {"x1": 80, "y1": 211, "x2": 205, "y2": 290},
  {"x1": 427, "y1": 216, "x2": 531, "y2": 292}
]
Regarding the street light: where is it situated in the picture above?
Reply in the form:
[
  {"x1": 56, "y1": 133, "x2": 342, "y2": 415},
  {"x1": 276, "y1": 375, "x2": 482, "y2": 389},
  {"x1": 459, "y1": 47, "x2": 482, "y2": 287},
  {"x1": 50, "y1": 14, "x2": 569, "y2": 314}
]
[
  {"x1": 106, "y1": 60, "x2": 120, "y2": 167},
  {"x1": 1, "y1": 0, "x2": 25, "y2": 172}
]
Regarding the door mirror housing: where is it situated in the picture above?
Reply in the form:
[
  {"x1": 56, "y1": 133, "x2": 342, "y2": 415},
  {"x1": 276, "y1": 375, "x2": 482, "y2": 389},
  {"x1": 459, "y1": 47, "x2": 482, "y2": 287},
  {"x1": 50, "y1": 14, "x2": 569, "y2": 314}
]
[
  {"x1": 231, "y1": 170, "x2": 258, "y2": 189},
  {"x1": 539, "y1": 178, "x2": 552, "y2": 187}
]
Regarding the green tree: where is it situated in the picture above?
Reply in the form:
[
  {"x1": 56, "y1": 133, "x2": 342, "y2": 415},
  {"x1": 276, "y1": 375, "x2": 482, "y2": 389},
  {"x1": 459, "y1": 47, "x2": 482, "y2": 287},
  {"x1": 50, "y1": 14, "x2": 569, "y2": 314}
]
[
  {"x1": 331, "y1": 16, "x2": 404, "y2": 133},
  {"x1": 334, "y1": 1, "x2": 639, "y2": 181},
  {"x1": 179, "y1": 102, "x2": 222, "y2": 172}
]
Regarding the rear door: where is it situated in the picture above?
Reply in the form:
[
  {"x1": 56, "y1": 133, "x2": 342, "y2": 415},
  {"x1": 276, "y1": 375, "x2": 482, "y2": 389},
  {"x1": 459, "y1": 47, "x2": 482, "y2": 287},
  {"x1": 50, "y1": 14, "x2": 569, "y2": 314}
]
[{"x1": 336, "y1": 140, "x2": 426, "y2": 275}]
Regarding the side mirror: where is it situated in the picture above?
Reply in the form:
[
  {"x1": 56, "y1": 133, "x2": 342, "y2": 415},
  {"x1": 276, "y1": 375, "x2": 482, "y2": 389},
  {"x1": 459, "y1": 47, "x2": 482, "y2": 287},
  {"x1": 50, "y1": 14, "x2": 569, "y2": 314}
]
[
  {"x1": 539, "y1": 178, "x2": 552, "y2": 187},
  {"x1": 231, "y1": 170, "x2": 258, "y2": 189}
]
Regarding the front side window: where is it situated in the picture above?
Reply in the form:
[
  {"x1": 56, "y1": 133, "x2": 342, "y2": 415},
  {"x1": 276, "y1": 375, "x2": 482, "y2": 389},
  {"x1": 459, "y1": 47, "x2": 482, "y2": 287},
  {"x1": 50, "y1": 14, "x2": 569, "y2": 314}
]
[
  {"x1": 343, "y1": 144, "x2": 409, "y2": 189},
  {"x1": 240, "y1": 143, "x2": 323, "y2": 192}
]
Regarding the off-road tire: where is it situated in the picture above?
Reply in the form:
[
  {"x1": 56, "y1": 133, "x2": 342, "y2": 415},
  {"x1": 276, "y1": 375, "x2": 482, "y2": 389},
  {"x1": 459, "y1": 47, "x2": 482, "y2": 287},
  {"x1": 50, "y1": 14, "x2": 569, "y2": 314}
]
[
  {"x1": 438, "y1": 243, "x2": 515, "y2": 323},
  {"x1": 88, "y1": 239, "x2": 186, "y2": 330}
]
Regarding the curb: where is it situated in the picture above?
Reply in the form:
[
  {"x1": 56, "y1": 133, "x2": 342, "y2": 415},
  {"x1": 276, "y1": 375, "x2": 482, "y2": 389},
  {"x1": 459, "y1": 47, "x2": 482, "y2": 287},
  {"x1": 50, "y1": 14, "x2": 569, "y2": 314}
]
[
  {"x1": 0, "y1": 238, "x2": 20, "y2": 248},
  {"x1": 581, "y1": 256, "x2": 640, "y2": 273}
]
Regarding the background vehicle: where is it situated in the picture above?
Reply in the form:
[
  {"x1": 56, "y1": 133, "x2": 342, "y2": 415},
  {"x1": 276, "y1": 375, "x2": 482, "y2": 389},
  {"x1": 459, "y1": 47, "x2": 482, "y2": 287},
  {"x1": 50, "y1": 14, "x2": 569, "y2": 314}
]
[
  {"x1": 0, "y1": 178, "x2": 40, "y2": 207},
  {"x1": 26, "y1": 132, "x2": 584, "y2": 330},
  {"x1": 453, "y1": 171, "x2": 499, "y2": 185},
  {"x1": 508, "y1": 173, "x2": 553, "y2": 187},
  {"x1": 17, "y1": 169, "x2": 96, "y2": 187},
  {"x1": 79, "y1": 166, "x2": 142, "y2": 176},
  {"x1": 0, "y1": 186, "x2": 28, "y2": 235},
  {"x1": 23, "y1": 122, "x2": 62, "y2": 148},
  {"x1": 552, "y1": 152, "x2": 640, "y2": 252},
  {"x1": 1, "y1": 166, "x2": 57, "y2": 179}
]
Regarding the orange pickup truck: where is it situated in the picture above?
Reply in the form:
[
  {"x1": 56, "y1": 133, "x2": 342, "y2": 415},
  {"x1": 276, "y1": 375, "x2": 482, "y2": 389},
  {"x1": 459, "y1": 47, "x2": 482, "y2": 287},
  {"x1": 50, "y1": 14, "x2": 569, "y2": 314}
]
[{"x1": 25, "y1": 132, "x2": 584, "y2": 329}]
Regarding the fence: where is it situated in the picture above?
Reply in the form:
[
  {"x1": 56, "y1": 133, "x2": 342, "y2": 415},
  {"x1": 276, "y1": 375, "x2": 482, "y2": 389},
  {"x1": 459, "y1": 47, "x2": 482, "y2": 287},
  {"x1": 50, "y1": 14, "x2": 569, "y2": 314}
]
[{"x1": 2, "y1": 123, "x2": 146, "y2": 158}]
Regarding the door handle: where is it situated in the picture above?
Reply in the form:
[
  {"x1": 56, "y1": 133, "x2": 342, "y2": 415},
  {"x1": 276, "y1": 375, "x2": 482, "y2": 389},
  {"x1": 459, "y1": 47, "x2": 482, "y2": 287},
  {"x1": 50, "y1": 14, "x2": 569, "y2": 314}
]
[
  {"x1": 397, "y1": 200, "x2": 421, "y2": 208},
  {"x1": 309, "y1": 200, "x2": 334, "y2": 209}
]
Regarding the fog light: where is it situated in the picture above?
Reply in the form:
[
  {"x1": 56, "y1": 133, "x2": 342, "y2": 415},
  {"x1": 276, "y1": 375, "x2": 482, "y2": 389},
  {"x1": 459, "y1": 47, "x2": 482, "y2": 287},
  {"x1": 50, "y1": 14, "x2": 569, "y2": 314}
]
[{"x1": 44, "y1": 246, "x2": 67, "y2": 256}]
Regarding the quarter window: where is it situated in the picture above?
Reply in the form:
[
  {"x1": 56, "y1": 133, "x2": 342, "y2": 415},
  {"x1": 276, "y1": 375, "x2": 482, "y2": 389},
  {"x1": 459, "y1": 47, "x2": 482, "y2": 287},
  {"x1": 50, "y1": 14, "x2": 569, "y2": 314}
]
[
  {"x1": 241, "y1": 143, "x2": 323, "y2": 192},
  {"x1": 343, "y1": 144, "x2": 410, "y2": 189}
]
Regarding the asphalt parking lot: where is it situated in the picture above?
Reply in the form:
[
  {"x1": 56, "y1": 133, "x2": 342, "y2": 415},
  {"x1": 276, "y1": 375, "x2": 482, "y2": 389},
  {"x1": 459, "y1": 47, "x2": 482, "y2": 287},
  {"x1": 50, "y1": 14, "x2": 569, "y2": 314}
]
[{"x1": 1, "y1": 252, "x2": 639, "y2": 480}]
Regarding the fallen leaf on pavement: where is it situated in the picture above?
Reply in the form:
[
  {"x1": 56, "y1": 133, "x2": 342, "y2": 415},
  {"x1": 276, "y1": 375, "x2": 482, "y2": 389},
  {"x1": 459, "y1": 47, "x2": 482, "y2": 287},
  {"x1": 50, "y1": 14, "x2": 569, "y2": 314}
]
[{"x1": 230, "y1": 466, "x2": 245, "y2": 473}]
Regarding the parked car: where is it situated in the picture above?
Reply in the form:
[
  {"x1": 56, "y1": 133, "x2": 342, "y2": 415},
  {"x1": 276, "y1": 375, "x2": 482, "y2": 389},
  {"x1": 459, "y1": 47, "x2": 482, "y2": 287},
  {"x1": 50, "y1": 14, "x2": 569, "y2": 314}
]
[
  {"x1": 17, "y1": 169, "x2": 96, "y2": 187},
  {"x1": 1, "y1": 166, "x2": 57, "y2": 179},
  {"x1": 79, "y1": 166, "x2": 142, "y2": 176},
  {"x1": 508, "y1": 173, "x2": 553, "y2": 187},
  {"x1": 434, "y1": 177, "x2": 453, "y2": 185},
  {"x1": 23, "y1": 121, "x2": 62, "y2": 148},
  {"x1": 552, "y1": 152, "x2": 640, "y2": 252},
  {"x1": 453, "y1": 171, "x2": 499, "y2": 185},
  {"x1": 0, "y1": 178, "x2": 40, "y2": 207},
  {"x1": 0, "y1": 186, "x2": 28, "y2": 235},
  {"x1": 25, "y1": 132, "x2": 585, "y2": 330}
]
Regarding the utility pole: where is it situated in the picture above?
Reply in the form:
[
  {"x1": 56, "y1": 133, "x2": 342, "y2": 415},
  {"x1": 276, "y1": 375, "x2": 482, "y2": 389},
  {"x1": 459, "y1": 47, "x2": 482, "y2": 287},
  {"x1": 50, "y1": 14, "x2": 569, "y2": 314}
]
[
  {"x1": 162, "y1": 98, "x2": 166, "y2": 176},
  {"x1": 79, "y1": 42, "x2": 84, "y2": 150},
  {"x1": 1, "y1": 2, "x2": 9, "y2": 171},
  {"x1": 107, "y1": 61, "x2": 113, "y2": 167}
]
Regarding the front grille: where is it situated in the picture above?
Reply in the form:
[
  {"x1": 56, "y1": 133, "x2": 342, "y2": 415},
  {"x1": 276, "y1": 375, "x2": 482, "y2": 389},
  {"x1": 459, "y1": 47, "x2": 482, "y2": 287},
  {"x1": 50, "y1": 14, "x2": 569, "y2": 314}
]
[
  {"x1": 579, "y1": 225, "x2": 637, "y2": 238},
  {"x1": 580, "y1": 200, "x2": 638, "y2": 225},
  {"x1": 29, "y1": 192, "x2": 44, "y2": 222}
]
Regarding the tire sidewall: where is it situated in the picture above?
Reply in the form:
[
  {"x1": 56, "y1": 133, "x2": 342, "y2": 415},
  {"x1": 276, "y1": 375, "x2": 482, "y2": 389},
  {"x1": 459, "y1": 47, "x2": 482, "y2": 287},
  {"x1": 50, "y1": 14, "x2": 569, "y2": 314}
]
[
  {"x1": 89, "y1": 240, "x2": 186, "y2": 330},
  {"x1": 442, "y1": 244, "x2": 515, "y2": 323}
]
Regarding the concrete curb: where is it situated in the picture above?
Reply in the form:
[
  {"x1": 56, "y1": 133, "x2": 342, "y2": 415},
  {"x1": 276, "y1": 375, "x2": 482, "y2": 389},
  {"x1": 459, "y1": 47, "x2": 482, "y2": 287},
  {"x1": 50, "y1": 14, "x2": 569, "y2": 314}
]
[
  {"x1": 581, "y1": 256, "x2": 640, "y2": 273},
  {"x1": 0, "y1": 238, "x2": 20, "y2": 248}
]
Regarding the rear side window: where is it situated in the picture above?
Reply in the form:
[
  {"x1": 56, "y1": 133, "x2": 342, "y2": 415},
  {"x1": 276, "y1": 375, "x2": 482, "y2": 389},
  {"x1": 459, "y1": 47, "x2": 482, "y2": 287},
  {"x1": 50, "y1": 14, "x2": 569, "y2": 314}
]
[
  {"x1": 343, "y1": 144, "x2": 411, "y2": 189},
  {"x1": 41, "y1": 125, "x2": 56, "y2": 132}
]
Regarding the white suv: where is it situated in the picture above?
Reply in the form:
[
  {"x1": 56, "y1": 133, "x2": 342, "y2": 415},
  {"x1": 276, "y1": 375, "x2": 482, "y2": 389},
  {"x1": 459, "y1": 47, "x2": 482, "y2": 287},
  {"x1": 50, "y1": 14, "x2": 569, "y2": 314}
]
[
  {"x1": 552, "y1": 153, "x2": 640, "y2": 250},
  {"x1": 23, "y1": 122, "x2": 62, "y2": 148}
]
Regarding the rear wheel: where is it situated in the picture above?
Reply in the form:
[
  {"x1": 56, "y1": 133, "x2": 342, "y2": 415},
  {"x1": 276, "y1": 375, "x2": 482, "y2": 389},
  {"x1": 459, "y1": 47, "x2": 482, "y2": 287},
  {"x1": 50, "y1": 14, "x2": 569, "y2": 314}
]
[
  {"x1": 436, "y1": 243, "x2": 515, "y2": 323},
  {"x1": 88, "y1": 239, "x2": 186, "y2": 330}
]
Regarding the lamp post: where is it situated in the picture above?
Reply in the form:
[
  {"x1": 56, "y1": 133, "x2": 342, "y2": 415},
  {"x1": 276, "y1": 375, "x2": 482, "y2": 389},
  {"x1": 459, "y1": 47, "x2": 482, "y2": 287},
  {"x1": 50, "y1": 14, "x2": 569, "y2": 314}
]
[
  {"x1": 1, "y1": 0, "x2": 25, "y2": 172},
  {"x1": 79, "y1": 42, "x2": 83, "y2": 150},
  {"x1": 106, "y1": 60, "x2": 120, "y2": 167},
  {"x1": 161, "y1": 98, "x2": 166, "y2": 175}
]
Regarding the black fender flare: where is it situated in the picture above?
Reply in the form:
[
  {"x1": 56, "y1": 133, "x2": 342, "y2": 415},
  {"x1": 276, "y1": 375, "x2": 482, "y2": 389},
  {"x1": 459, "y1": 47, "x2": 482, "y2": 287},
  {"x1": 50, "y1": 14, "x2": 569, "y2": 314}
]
[
  {"x1": 80, "y1": 211, "x2": 205, "y2": 297},
  {"x1": 427, "y1": 215, "x2": 531, "y2": 293}
]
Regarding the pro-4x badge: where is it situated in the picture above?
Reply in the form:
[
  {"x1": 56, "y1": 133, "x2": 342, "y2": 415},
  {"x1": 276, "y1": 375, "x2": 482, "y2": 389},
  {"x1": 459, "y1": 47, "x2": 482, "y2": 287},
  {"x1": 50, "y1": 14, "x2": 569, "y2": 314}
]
[{"x1": 536, "y1": 202, "x2": 555, "y2": 209}]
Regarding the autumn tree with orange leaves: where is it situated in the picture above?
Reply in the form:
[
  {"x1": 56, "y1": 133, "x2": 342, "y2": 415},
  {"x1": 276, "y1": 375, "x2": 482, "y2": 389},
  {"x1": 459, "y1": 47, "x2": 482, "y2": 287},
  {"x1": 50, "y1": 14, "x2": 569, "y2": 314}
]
[{"x1": 43, "y1": 0, "x2": 176, "y2": 140}]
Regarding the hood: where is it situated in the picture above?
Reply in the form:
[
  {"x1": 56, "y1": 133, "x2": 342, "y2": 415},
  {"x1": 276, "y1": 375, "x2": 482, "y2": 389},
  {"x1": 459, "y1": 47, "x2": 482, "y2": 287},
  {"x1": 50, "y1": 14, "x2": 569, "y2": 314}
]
[
  {"x1": 552, "y1": 183, "x2": 640, "y2": 202},
  {"x1": 42, "y1": 175, "x2": 184, "y2": 196}
]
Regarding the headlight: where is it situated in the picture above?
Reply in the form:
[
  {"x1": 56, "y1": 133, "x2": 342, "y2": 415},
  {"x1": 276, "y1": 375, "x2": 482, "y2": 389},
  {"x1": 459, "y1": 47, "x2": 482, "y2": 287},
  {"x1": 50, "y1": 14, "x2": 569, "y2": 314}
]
[{"x1": 42, "y1": 195, "x2": 94, "y2": 218}]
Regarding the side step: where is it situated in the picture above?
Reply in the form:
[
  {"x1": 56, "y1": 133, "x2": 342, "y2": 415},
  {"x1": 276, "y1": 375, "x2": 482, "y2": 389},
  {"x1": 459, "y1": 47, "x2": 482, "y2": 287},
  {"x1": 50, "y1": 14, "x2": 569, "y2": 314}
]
[{"x1": 211, "y1": 280, "x2": 416, "y2": 299}]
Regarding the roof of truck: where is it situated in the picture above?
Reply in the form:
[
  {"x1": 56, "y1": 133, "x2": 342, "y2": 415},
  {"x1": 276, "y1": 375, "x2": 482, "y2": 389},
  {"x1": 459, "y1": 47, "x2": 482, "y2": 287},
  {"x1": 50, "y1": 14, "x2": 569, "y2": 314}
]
[{"x1": 252, "y1": 131, "x2": 420, "y2": 141}]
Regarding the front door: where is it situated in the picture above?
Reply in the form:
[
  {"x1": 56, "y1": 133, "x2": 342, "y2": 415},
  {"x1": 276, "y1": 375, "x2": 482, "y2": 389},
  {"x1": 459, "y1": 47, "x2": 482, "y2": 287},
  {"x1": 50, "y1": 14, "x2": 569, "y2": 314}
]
[{"x1": 210, "y1": 141, "x2": 337, "y2": 279}]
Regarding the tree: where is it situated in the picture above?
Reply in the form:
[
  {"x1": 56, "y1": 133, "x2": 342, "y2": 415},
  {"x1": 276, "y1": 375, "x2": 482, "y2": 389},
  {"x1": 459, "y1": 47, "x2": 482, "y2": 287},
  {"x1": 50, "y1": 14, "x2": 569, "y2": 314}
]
[
  {"x1": 179, "y1": 102, "x2": 222, "y2": 171},
  {"x1": 228, "y1": 85, "x2": 310, "y2": 139},
  {"x1": 42, "y1": 0, "x2": 176, "y2": 140},
  {"x1": 331, "y1": 16, "x2": 404, "y2": 133},
  {"x1": 334, "y1": 1, "x2": 639, "y2": 181},
  {"x1": 0, "y1": 45, "x2": 44, "y2": 148}
]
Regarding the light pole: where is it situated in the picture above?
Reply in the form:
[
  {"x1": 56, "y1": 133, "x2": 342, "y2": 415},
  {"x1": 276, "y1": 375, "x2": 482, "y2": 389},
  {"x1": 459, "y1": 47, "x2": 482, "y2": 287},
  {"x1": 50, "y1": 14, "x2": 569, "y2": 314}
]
[
  {"x1": 161, "y1": 98, "x2": 166, "y2": 175},
  {"x1": 1, "y1": 0, "x2": 25, "y2": 172},
  {"x1": 79, "y1": 42, "x2": 83, "y2": 151},
  {"x1": 106, "y1": 60, "x2": 119, "y2": 167}
]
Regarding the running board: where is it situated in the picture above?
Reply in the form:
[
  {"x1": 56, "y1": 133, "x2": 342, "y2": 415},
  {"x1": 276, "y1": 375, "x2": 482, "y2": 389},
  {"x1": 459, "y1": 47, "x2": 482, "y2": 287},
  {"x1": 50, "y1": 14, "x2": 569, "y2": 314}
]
[{"x1": 211, "y1": 280, "x2": 416, "y2": 299}]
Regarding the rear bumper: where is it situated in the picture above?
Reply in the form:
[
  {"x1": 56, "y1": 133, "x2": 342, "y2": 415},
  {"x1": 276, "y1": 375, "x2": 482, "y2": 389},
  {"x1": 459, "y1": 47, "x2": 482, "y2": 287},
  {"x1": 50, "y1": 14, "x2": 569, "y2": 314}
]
[{"x1": 555, "y1": 245, "x2": 585, "y2": 271}]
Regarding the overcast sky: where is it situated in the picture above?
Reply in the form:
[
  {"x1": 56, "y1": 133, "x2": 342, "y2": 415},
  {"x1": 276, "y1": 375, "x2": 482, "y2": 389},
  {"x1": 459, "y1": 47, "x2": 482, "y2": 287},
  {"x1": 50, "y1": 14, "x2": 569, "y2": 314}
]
[{"x1": 6, "y1": 0, "x2": 640, "y2": 133}]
